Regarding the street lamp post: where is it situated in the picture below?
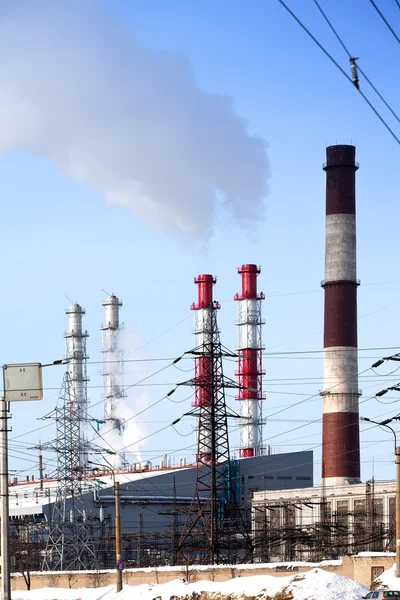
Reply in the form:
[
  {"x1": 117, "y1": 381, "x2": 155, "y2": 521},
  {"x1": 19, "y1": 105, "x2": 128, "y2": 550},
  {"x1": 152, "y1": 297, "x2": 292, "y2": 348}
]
[
  {"x1": 1, "y1": 361, "x2": 65, "y2": 600},
  {"x1": 88, "y1": 458, "x2": 122, "y2": 592},
  {"x1": 361, "y1": 416, "x2": 400, "y2": 577},
  {"x1": 114, "y1": 480, "x2": 122, "y2": 592}
]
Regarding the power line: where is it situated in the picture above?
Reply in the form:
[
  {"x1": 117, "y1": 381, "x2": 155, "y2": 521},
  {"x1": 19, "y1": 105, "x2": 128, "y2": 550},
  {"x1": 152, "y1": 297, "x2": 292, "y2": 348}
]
[
  {"x1": 277, "y1": 0, "x2": 400, "y2": 145},
  {"x1": 313, "y1": 0, "x2": 400, "y2": 123},
  {"x1": 369, "y1": 0, "x2": 400, "y2": 45},
  {"x1": 265, "y1": 365, "x2": 372, "y2": 419},
  {"x1": 263, "y1": 346, "x2": 400, "y2": 356}
]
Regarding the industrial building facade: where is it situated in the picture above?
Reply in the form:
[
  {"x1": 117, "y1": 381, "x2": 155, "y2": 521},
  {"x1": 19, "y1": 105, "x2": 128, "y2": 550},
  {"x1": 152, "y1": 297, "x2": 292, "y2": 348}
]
[
  {"x1": 252, "y1": 481, "x2": 396, "y2": 563},
  {"x1": 9, "y1": 451, "x2": 313, "y2": 567}
]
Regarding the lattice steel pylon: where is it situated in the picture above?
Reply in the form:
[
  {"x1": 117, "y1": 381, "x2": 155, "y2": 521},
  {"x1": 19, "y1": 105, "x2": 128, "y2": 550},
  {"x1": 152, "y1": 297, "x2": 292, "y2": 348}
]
[
  {"x1": 42, "y1": 373, "x2": 98, "y2": 570},
  {"x1": 177, "y1": 281, "x2": 252, "y2": 565},
  {"x1": 43, "y1": 302, "x2": 98, "y2": 570}
]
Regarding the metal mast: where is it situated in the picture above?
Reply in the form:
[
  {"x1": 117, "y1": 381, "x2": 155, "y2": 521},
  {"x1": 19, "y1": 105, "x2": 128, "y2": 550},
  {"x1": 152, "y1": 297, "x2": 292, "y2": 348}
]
[
  {"x1": 178, "y1": 275, "x2": 251, "y2": 564},
  {"x1": 100, "y1": 294, "x2": 126, "y2": 464},
  {"x1": 43, "y1": 303, "x2": 97, "y2": 571},
  {"x1": 234, "y1": 264, "x2": 265, "y2": 457}
]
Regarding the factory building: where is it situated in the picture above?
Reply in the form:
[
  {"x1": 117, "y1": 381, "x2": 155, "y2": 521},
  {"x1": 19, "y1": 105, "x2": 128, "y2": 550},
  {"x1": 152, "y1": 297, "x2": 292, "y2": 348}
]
[{"x1": 252, "y1": 480, "x2": 396, "y2": 562}]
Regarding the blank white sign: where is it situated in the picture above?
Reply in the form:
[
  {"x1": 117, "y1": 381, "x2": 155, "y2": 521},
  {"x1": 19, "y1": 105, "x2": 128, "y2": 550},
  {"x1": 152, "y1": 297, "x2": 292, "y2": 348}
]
[{"x1": 3, "y1": 364, "x2": 43, "y2": 402}]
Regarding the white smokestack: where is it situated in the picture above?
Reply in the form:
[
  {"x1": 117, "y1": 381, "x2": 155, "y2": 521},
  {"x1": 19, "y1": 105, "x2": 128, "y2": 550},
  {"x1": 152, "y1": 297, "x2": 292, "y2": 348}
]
[{"x1": 0, "y1": 1, "x2": 269, "y2": 235}]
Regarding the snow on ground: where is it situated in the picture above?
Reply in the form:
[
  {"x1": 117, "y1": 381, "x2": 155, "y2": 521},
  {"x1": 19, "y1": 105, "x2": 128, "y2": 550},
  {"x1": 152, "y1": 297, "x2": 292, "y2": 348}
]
[
  {"x1": 12, "y1": 567, "x2": 368, "y2": 600},
  {"x1": 373, "y1": 564, "x2": 400, "y2": 590}
]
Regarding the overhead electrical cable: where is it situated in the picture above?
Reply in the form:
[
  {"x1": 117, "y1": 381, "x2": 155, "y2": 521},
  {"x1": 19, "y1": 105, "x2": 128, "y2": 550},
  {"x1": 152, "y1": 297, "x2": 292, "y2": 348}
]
[
  {"x1": 265, "y1": 366, "x2": 372, "y2": 419},
  {"x1": 369, "y1": 0, "x2": 400, "y2": 44},
  {"x1": 277, "y1": 0, "x2": 400, "y2": 145},
  {"x1": 313, "y1": 0, "x2": 400, "y2": 123}
]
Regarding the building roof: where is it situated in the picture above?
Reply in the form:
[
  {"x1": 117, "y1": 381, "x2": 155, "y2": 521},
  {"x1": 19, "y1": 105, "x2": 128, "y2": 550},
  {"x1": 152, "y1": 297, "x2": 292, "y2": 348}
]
[{"x1": 8, "y1": 465, "x2": 192, "y2": 516}]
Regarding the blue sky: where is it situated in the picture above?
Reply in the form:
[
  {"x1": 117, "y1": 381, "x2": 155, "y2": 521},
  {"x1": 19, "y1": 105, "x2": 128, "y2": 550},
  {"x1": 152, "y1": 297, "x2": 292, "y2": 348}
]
[{"x1": 1, "y1": 0, "x2": 400, "y2": 484}]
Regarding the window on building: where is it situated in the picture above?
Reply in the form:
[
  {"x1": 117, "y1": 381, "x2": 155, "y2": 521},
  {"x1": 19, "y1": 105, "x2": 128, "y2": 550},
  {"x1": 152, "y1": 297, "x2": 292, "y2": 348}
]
[
  {"x1": 354, "y1": 499, "x2": 366, "y2": 551},
  {"x1": 336, "y1": 500, "x2": 349, "y2": 528},
  {"x1": 270, "y1": 507, "x2": 280, "y2": 529},
  {"x1": 277, "y1": 476, "x2": 292, "y2": 480},
  {"x1": 296, "y1": 476, "x2": 311, "y2": 480},
  {"x1": 371, "y1": 567, "x2": 384, "y2": 583},
  {"x1": 284, "y1": 505, "x2": 296, "y2": 527}
]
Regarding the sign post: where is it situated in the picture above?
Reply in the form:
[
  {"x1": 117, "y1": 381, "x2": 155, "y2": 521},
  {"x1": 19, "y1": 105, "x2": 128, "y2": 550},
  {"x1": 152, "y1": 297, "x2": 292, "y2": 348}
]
[{"x1": 1, "y1": 364, "x2": 43, "y2": 600}]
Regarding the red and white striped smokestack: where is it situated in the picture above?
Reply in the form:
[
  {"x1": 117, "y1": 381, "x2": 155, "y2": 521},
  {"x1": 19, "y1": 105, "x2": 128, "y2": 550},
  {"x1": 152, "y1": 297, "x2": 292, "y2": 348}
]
[
  {"x1": 321, "y1": 145, "x2": 361, "y2": 486},
  {"x1": 191, "y1": 274, "x2": 218, "y2": 463},
  {"x1": 234, "y1": 264, "x2": 265, "y2": 458}
]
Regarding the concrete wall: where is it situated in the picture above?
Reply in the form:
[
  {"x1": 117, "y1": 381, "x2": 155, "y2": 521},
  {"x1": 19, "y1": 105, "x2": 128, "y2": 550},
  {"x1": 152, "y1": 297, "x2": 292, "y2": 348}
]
[{"x1": 8, "y1": 554, "x2": 395, "y2": 592}]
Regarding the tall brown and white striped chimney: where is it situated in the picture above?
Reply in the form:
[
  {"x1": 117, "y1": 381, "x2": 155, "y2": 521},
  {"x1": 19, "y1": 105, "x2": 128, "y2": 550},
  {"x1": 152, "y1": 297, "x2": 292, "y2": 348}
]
[{"x1": 321, "y1": 144, "x2": 361, "y2": 486}]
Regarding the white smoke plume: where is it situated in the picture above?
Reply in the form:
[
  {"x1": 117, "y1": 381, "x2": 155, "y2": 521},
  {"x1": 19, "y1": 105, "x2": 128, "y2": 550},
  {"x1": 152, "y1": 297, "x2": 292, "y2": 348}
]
[
  {"x1": 0, "y1": 1, "x2": 269, "y2": 234},
  {"x1": 98, "y1": 326, "x2": 150, "y2": 469}
]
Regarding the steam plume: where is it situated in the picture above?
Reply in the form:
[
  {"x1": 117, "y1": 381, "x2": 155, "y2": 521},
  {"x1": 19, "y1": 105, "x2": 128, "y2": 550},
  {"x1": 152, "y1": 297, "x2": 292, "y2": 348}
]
[{"x1": 0, "y1": 1, "x2": 269, "y2": 234}]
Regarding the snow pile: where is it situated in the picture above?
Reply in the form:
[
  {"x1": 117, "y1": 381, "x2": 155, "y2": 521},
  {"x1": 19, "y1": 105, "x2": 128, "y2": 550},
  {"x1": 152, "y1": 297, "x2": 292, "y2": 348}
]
[
  {"x1": 13, "y1": 567, "x2": 368, "y2": 600},
  {"x1": 372, "y1": 564, "x2": 400, "y2": 590}
]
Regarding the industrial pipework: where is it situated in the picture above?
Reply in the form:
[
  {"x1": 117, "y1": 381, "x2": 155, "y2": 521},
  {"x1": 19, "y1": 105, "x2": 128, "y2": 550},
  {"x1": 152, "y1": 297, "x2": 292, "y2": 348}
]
[
  {"x1": 191, "y1": 274, "x2": 218, "y2": 463},
  {"x1": 321, "y1": 145, "x2": 361, "y2": 486},
  {"x1": 64, "y1": 303, "x2": 89, "y2": 467},
  {"x1": 234, "y1": 264, "x2": 265, "y2": 457}
]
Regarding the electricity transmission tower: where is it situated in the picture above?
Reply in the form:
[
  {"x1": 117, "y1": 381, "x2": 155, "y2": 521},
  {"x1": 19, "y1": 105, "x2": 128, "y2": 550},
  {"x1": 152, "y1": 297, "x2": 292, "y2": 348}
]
[
  {"x1": 42, "y1": 373, "x2": 98, "y2": 570},
  {"x1": 177, "y1": 301, "x2": 252, "y2": 564}
]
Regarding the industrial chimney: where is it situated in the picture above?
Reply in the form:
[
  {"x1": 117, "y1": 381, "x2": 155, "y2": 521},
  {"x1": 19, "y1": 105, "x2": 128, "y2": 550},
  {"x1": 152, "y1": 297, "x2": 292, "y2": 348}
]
[
  {"x1": 234, "y1": 265, "x2": 265, "y2": 457},
  {"x1": 191, "y1": 274, "x2": 217, "y2": 462},
  {"x1": 100, "y1": 294, "x2": 126, "y2": 466},
  {"x1": 321, "y1": 144, "x2": 361, "y2": 486},
  {"x1": 64, "y1": 303, "x2": 89, "y2": 468}
]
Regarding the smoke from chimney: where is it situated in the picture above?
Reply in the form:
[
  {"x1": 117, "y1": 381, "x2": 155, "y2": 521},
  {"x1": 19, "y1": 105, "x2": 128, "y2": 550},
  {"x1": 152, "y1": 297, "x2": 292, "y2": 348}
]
[{"x1": 0, "y1": 1, "x2": 269, "y2": 235}]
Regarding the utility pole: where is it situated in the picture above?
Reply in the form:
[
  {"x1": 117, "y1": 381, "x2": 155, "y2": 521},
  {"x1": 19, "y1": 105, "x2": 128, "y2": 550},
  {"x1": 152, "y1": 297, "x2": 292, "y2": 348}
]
[
  {"x1": 26, "y1": 441, "x2": 45, "y2": 492},
  {"x1": 138, "y1": 513, "x2": 143, "y2": 568},
  {"x1": 396, "y1": 446, "x2": 400, "y2": 577},
  {"x1": 1, "y1": 361, "x2": 54, "y2": 594},
  {"x1": 38, "y1": 441, "x2": 44, "y2": 492},
  {"x1": 114, "y1": 481, "x2": 122, "y2": 593},
  {"x1": 0, "y1": 397, "x2": 10, "y2": 600},
  {"x1": 361, "y1": 416, "x2": 400, "y2": 577}
]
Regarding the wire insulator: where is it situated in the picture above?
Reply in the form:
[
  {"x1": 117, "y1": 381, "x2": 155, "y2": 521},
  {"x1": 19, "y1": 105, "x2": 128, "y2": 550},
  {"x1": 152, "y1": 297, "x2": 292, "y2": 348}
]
[{"x1": 350, "y1": 57, "x2": 360, "y2": 89}]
